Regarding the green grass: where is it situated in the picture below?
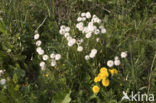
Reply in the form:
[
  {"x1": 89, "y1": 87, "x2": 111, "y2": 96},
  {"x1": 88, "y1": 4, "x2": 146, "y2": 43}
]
[{"x1": 0, "y1": 0, "x2": 156, "y2": 103}]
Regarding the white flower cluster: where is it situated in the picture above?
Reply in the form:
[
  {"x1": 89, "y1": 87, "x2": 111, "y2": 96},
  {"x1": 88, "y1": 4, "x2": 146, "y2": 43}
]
[
  {"x1": 85, "y1": 49, "x2": 97, "y2": 60},
  {"x1": 59, "y1": 25, "x2": 77, "y2": 47},
  {"x1": 34, "y1": 32, "x2": 61, "y2": 70},
  {"x1": 59, "y1": 12, "x2": 106, "y2": 60},
  {"x1": 107, "y1": 51, "x2": 128, "y2": 68},
  {"x1": 76, "y1": 12, "x2": 106, "y2": 39}
]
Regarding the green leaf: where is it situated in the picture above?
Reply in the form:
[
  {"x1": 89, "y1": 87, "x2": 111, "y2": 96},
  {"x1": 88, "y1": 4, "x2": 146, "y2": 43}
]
[
  {"x1": 61, "y1": 91, "x2": 71, "y2": 103},
  {"x1": 52, "y1": 90, "x2": 71, "y2": 103},
  {"x1": 13, "y1": 73, "x2": 18, "y2": 84}
]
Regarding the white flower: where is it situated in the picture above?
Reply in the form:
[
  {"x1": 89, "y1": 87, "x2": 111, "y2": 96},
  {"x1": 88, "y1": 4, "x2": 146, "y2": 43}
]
[
  {"x1": 114, "y1": 59, "x2": 121, "y2": 66},
  {"x1": 91, "y1": 49, "x2": 97, "y2": 54},
  {"x1": 76, "y1": 22, "x2": 84, "y2": 31},
  {"x1": 107, "y1": 60, "x2": 114, "y2": 67},
  {"x1": 77, "y1": 46, "x2": 83, "y2": 52},
  {"x1": 59, "y1": 29, "x2": 65, "y2": 35},
  {"x1": 85, "y1": 55, "x2": 90, "y2": 60},
  {"x1": 0, "y1": 79, "x2": 6, "y2": 85},
  {"x1": 77, "y1": 17, "x2": 82, "y2": 22},
  {"x1": 55, "y1": 54, "x2": 61, "y2": 60},
  {"x1": 68, "y1": 39, "x2": 76, "y2": 47},
  {"x1": 65, "y1": 27, "x2": 70, "y2": 32},
  {"x1": 96, "y1": 38, "x2": 100, "y2": 42},
  {"x1": 51, "y1": 60, "x2": 56, "y2": 67},
  {"x1": 86, "y1": 12, "x2": 91, "y2": 19},
  {"x1": 34, "y1": 34, "x2": 40, "y2": 40},
  {"x1": 40, "y1": 61, "x2": 45, "y2": 67},
  {"x1": 94, "y1": 29, "x2": 100, "y2": 35},
  {"x1": 86, "y1": 32, "x2": 92, "y2": 38},
  {"x1": 40, "y1": 62, "x2": 45, "y2": 70},
  {"x1": 50, "y1": 53, "x2": 55, "y2": 59},
  {"x1": 0, "y1": 70, "x2": 4, "y2": 76},
  {"x1": 89, "y1": 49, "x2": 97, "y2": 58},
  {"x1": 66, "y1": 36, "x2": 72, "y2": 41},
  {"x1": 114, "y1": 56, "x2": 119, "y2": 60},
  {"x1": 101, "y1": 28, "x2": 106, "y2": 34},
  {"x1": 64, "y1": 33, "x2": 70, "y2": 38},
  {"x1": 36, "y1": 47, "x2": 44, "y2": 55},
  {"x1": 60, "y1": 25, "x2": 66, "y2": 30},
  {"x1": 42, "y1": 55, "x2": 49, "y2": 61},
  {"x1": 121, "y1": 51, "x2": 127, "y2": 58},
  {"x1": 81, "y1": 13, "x2": 86, "y2": 17},
  {"x1": 36, "y1": 40, "x2": 42, "y2": 46}
]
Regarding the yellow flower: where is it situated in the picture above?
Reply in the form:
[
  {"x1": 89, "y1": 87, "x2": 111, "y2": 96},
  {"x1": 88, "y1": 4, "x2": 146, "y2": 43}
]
[
  {"x1": 102, "y1": 79, "x2": 110, "y2": 87},
  {"x1": 99, "y1": 68, "x2": 109, "y2": 78},
  {"x1": 45, "y1": 74, "x2": 49, "y2": 77},
  {"x1": 92, "y1": 85, "x2": 100, "y2": 94},
  {"x1": 109, "y1": 69, "x2": 118, "y2": 76},
  {"x1": 100, "y1": 67, "x2": 107, "y2": 73},
  {"x1": 94, "y1": 76, "x2": 101, "y2": 83}
]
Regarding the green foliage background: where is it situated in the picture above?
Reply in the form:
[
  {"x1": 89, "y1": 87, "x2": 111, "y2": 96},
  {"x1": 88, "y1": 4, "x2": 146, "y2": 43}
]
[{"x1": 0, "y1": 0, "x2": 156, "y2": 103}]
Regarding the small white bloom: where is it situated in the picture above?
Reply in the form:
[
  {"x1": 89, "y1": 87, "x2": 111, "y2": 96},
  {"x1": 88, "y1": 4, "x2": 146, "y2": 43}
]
[
  {"x1": 96, "y1": 38, "x2": 100, "y2": 42},
  {"x1": 91, "y1": 49, "x2": 97, "y2": 54},
  {"x1": 65, "y1": 27, "x2": 70, "y2": 32},
  {"x1": 94, "y1": 29, "x2": 100, "y2": 35},
  {"x1": 40, "y1": 61, "x2": 45, "y2": 67},
  {"x1": 64, "y1": 33, "x2": 70, "y2": 38},
  {"x1": 51, "y1": 60, "x2": 56, "y2": 67},
  {"x1": 101, "y1": 28, "x2": 106, "y2": 34},
  {"x1": 34, "y1": 34, "x2": 40, "y2": 40},
  {"x1": 89, "y1": 53, "x2": 96, "y2": 58},
  {"x1": 114, "y1": 56, "x2": 119, "y2": 60},
  {"x1": 107, "y1": 60, "x2": 114, "y2": 67},
  {"x1": 121, "y1": 51, "x2": 127, "y2": 58},
  {"x1": 77, "y1": 17, "x2": 82, "y2": 22},
  {"x1": 50, "y1": 53, "x2": 55, "y2": 59},
  {"x1": 55, "y1": 54, "x2": 61, "y2": 60},
  {"x1": 0, "y1": 70, "x2": 4, "y2": 76},
  {"x1": 0, "y1": 79, "x2": 6, "y2": 85},
  {"x1": 89, "y1": 49, "x2": 97, "y2": 58},
  {"x1": 81, "y1": 13, "x2": 86, "y2": 17},
  {"x1": 59, "y1": 29, "x2": 66, "y2": 35},
  {"x1": 42, "y1": 55, "x2": 49, "y2": 61},
  {"x1": 77, "y1": 46, "x2": 83, "y2": 52},
  {"x1": 86, "y1": 12, "x2": 91, "y2": 19},
  {"x1": 60, "y1": 25, "x2": 66, "y2": 30},
  {"x1": 68, "y1": 39, "x2": 76, "y2": 47},
  {"x1": 114, "y1": 59, "x2": 121, "y2": 66},
  {"x1": 66, "y1": 36, "x2": 72, "y2": 41},
  {"x1": 76, "y1": 22, "x2": 84, "y2": 31},
  {"x1": 36, "y1": 40, "x2": 42, "y2": 46},
  {"x1": 85, "y1": 55, "x2": 90, "y2": 60},
  {"x1": 36, "y1": 47, "x2": 44, "y2": 55},
  {"x1": 40, "y1": 62, "x2": 45, "y2": 70},
  {"x1": 86, "y1": 32, "x2": 92, "y2": 38}
]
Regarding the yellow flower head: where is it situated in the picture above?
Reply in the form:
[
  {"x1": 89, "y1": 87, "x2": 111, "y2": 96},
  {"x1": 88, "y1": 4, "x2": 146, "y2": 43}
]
[
  {"x1": 102, "y1": 79, "x2": 110, "y2": 87},
  {"x1": 99, "y1": 68, "x2": 109, "y2": 78},
  {"x1": 45, "y1": 74, "x2": 49, "y2": 77},
  {"x1": 100, "y1": 67, "x2": 107, "y2": 73},
  {"x1": 92, "y1": 85, "x2": 100, "y2": 94},
  {"x1": 109, "y1": 69, "x2": 118, "y2": 76},
  {"x1": 94, "y1": 76, "x2": 101, "y2": 83}
]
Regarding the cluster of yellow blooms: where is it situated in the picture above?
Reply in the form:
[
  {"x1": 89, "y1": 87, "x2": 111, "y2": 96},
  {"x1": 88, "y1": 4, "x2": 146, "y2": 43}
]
[{"x1": 92, "y1": 67, "x2": 118, "y2": 94}]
